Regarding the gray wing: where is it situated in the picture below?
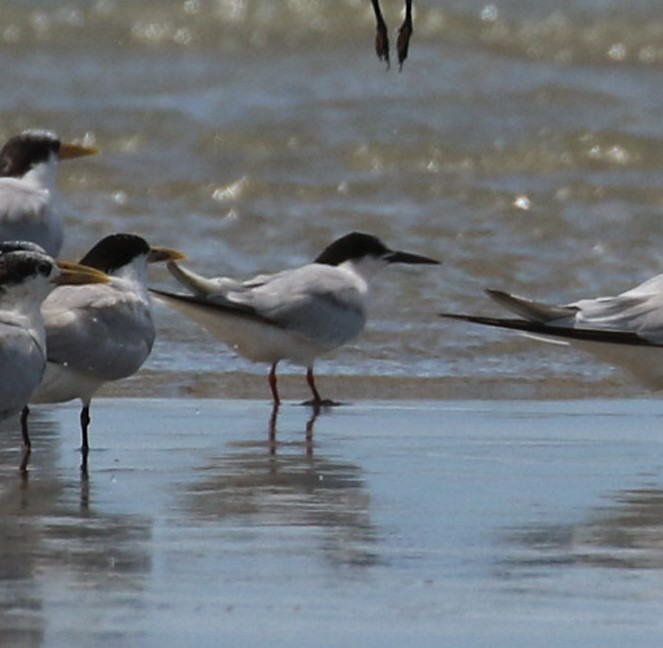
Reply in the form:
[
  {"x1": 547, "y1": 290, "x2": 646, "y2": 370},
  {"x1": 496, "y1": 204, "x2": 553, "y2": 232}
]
[
  {"x1": 489, "y1": 273, "x2": 663, "y2": 344},
  {"x1": 167, "y1": 261, "x2": 367, "y2": 349},
  {"x1": 570, "y1": 274, "x2": 663, "y2": 343},
  {"x1": 226, "y1": 264, "x2": 367, "y2": 349},
  {"x1": 41, "y1": 283, "x2": 155, "y2": 381},
  {"x1": 0, "y1": 320, "x2": 45, "y2": 415}
]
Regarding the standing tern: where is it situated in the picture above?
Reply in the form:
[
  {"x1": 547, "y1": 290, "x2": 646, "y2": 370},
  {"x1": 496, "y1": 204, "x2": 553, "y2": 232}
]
[
  {"x1": 0, "y1": 246, "x2": 108, "y2": 455},
  {"x1": 0, "y1": 130, "x2": 99, "y2": 256},
  {"x1": 151, "y1": 231, "x2": 439, "y2": 406},
  {"x1": 441, "y1": 275, "x2": 663, "y2": 390},
  {"x1": 26, "y1": 233, "x2": 185, "y2": 471}
]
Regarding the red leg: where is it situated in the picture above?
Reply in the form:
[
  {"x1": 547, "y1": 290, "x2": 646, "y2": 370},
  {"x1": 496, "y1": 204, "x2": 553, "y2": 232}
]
[
  {"x1": 268, "y1": 362, "x2": 281, "y2": 407},
  {"x1": 306, "y1": 366, "x2": 323, "y2": 406}
]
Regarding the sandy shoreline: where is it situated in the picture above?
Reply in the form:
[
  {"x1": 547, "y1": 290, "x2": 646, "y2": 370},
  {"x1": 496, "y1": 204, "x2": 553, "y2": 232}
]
[{"x1": 100, "y1": 368, "x2": 641, "y2": 401}]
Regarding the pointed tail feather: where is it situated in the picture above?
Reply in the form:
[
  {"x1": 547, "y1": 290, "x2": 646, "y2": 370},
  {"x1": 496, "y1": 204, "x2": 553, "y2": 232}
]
[
  {"x1": 486, "y1": 289, "x2": 577, "y2": 323},
  {"x1": 166, "y1": 261, "x2": 225, "y2": 298}
]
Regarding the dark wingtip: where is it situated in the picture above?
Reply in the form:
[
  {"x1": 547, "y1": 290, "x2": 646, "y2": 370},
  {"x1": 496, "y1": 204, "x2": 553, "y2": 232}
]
[
  {"x1": 438, "y1": 311, "x2": 529, "y2": 329},
  {"x1": 439, "y1": 312, "x2": 481, "y2": 322},
  {"x1": 486, "y1": 287, "x2": 515, "y2": 298}
]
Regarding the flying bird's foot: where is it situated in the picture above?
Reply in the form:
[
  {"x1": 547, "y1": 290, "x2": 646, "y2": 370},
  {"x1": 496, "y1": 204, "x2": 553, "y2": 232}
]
[
  {"x1": 375, "y1": 23, "x2": 390, "y2": 68},
  {"x1": 396, "y1": 17, "x2": 412, "y2": 70}
]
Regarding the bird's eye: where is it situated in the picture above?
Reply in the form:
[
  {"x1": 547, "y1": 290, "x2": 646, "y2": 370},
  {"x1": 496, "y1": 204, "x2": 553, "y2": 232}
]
[{"x1": 37, "y1": 261, "x2": 52, "y2": 275}]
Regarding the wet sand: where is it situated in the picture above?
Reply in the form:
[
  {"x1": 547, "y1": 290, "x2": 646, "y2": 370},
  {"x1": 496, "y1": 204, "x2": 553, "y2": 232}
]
[{"x1": 3, "y1": 398, "x2": 663, "y2": 646}]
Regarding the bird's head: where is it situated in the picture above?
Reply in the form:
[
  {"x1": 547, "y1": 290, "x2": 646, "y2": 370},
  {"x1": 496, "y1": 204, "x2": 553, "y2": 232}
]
[{"x1": 314, "y1": 231, "x2": 439, "y2": 277}]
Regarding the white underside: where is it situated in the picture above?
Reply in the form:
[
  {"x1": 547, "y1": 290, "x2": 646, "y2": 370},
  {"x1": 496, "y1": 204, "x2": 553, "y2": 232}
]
[
  {"x1": 154, "y1": 294, "x2": 328, "y2": 366},
  {"x1": 0, "y1": 169, "x2": 63, "y2": 257},
  {"x1": 30, "y1": 362, "x2": 102, "y2": 405},
  {"x1": 0, "y1": 331, "x2": 45, "y2": 416},
  {"x1": 520, "y1": 332, "x2": 663, "y2": 390}
]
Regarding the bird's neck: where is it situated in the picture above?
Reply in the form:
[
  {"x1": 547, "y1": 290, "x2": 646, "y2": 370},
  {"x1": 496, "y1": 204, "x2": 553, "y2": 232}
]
[
  {"x1": 23, "y1": 159, "x2": 58, "y2": 193},
  {"x1": 340, "y1": 256, "x2": 386, "y2": 283},
  {"x1": 112, "y1": 261, "x2": 149, "y2": 296},
  {"x1": 2, "y1": 288, "x2": 46, "y2": 323}
]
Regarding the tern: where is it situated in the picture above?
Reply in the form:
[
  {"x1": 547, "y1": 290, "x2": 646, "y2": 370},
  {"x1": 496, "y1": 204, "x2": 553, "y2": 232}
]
[
  {"x1": 0, "y1": 246, "x2": 108, "y2": 454},
  {"x1": 0, "y1": 130, "x2": 99, "y2": 256},
  {"x1": 151, "y1": 231, "x2": 439, "y2": 406},
  {"x1": 441, "y1": 276, "x2": 663, "y2": 390},
  {"x1": 25, "y1": 233, "x2": 185, "y2": 471}
]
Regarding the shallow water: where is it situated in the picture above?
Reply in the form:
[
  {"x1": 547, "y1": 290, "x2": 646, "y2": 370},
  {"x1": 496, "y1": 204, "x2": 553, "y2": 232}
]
[
  {"x1": 3, "y1": 399, "x2": 663, "y2": 646},
  {"x1": 4, "y1": 0, "x2": 663, "y2": 399}
]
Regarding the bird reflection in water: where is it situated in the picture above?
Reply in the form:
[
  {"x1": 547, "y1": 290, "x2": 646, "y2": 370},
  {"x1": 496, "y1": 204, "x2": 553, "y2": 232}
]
[
  {"x1": 0, "y1": 423, "x2": 152, "y2": 643},
  {"x1": 502, "y1": 486, "x2": 663, "y2": 572},
  {"x1": 181, "y1": 409, "x2": 381, "y2": 570},
  {"x1": 268, "y1": 402, "x2": 321, "y2": 457},
  {"x1": 0, "y1": 408, "x2": 56, "y2": 476},
  {"x1": 19, "y1": 443, "x2": 30, "y2": 474}
]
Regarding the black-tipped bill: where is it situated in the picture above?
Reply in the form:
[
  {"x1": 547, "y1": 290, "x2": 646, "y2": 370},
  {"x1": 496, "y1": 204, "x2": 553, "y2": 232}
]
[
  {"x1": 386, "y1": 250, "x2": 440, "y2": 265},
  {"x1": 58, "y1": 141, "x2": 100, "y2": 160},
  {"x1": 147, "y1": 247, "x2": 187, "y2": 264},
  {"x1": 55, "y1": 261, "x2": 109, "y2": 285}
]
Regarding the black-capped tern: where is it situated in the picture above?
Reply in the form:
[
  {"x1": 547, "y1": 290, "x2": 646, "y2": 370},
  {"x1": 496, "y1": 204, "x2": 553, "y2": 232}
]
[
  {"x1": 151, "y1": 231, "x2": 439, "y2": 406},
  {"x1": 0, "y1": 246, "x2": 108, "y2": 457},
  {"x1": 441, "y1": 276, "x2": 663, "y2": 390},
  {"x1": 0, "y1": 130, "x2": 99, "y2": 256},
  {"x1": 25, "y1": 233, "x2": 185, "y2": 471}
]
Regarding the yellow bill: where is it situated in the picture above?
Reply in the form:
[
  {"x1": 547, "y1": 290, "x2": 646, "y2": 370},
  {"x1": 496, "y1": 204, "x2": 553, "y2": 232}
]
[
  {"x1": 55, "y1": 261, "x2": 109, "y2": 285},
  {"x1": 147, "y1": 247, "x2": 187, "y2": 264},
  {"x1": 58, "y1": 141, "x2": 100, "y2": 160}
]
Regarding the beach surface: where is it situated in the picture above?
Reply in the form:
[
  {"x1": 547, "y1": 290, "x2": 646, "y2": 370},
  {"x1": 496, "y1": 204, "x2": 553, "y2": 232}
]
[{"x1": 3, "y1": 397, "x2": 663, "y2": 647}]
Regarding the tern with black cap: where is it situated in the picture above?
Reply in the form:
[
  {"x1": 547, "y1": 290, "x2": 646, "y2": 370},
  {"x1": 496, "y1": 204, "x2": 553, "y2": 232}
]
[
  {"x1": 26, "y1": 233, "x2": 185, "y2": 472},
  {"x1": 0, "y1": 130, "x2": 99, "y2": 256},
  {"x1": 0, "y1": 244, "x2": 108, "y2": 465},
  {"x1": 152, "y1": 231, "x2": 439, "y2": 407}
]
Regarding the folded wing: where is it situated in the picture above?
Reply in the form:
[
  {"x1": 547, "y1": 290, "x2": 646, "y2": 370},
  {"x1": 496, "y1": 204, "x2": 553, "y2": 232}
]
[{"x1": 41, "y1": 284, "x2": 155, "y2": 380}]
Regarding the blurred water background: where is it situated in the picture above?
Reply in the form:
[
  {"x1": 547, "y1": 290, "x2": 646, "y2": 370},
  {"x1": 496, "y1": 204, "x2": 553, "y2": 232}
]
[{"x1": 4, "y1": 0, "x2": 663, "y2": 400}]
